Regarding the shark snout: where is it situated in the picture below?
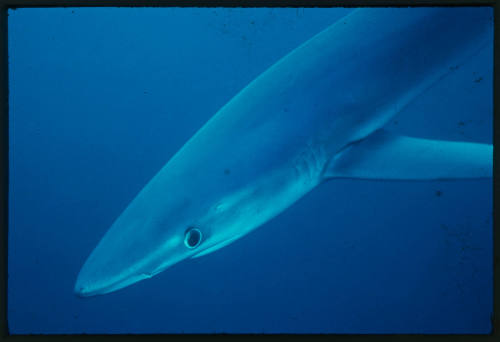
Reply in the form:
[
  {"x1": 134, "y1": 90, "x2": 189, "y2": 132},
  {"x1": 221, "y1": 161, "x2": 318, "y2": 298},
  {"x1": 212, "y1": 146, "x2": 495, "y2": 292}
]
[
  {"x1": 74, "y1": 220, "x2": 187, "y2": 297},
  {"x1": 73, "y1": 258, "x2": 117, "y2": 297},
  {"x1": 74, "y1": 268, "x2": 101, "y2": 297},
  {"x1": 74, "y1": 185, "x2": 197, "y2": 297},
  {"x1": 74, "y1": 256, "x2": 152, "y2": 297},
  {"x1": 74, "y1": 280, "x2": 94, "y2": 298}
]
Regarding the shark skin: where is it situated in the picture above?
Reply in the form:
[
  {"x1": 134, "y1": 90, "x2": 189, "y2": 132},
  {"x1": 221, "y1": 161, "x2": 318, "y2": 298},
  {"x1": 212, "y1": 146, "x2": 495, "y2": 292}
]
[{"x1": 74, "y1": 8, "x2": 493, "y2": 297}]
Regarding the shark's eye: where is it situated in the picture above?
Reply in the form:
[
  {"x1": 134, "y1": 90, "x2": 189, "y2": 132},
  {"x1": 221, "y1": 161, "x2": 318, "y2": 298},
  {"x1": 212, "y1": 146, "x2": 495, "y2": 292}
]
[{"x1": 184, "y1": 228, "x2": 202, "y2": 249}]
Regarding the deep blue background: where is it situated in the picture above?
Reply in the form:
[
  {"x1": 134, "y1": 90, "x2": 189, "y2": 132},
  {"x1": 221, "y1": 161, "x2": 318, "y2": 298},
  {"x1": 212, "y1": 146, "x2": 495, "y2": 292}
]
[{"x1": 8, "y1": 8, "x2": 493, "y2": 334}]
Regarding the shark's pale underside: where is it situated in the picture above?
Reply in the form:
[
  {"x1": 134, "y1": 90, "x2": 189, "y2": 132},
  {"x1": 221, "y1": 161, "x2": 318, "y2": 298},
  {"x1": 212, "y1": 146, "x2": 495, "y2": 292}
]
[{"x1": 75, "y1": 8, "x2": 493, "y2": 297}]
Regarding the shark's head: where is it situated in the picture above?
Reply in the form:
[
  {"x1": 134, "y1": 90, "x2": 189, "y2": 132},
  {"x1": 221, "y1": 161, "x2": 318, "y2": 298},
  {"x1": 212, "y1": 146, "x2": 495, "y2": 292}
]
[
  {"x1": 75, "y1": 200, "x2": 217, "y2": 297},
  {"x1": 73, "y1": 165, "x2": 272, "y2": 297}
]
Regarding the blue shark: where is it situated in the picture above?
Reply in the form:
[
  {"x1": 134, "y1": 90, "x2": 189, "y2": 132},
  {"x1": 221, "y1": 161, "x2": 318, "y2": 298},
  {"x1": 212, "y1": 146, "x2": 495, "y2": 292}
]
[{"x1": 75, "y1": 7, "x2": 493, "y2": 297}]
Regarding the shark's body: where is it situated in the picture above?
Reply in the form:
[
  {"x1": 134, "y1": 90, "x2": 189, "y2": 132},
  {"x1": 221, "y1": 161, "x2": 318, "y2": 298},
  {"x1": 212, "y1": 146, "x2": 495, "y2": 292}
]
[{"x1": 75, "y1": 8, "x2": 493, "y2": 297}]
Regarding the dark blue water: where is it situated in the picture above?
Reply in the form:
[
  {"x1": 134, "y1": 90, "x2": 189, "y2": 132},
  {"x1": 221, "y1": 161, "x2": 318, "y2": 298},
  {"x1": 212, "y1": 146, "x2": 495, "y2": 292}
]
[{"x1": 8, "y1": 7, "x2": 493, "y2": 334}]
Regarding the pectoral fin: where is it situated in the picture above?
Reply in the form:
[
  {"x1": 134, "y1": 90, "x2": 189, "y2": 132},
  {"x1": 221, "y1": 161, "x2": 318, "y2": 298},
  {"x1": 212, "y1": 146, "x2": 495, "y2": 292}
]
[{"x1": 324, "y1": 130, "x2": 492, "y2": 180}]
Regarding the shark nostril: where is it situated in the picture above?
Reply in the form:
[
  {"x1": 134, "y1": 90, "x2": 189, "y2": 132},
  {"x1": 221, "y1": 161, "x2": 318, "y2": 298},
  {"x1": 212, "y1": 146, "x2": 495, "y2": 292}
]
[
  {"x1": 75, "y1": 285, "x2": 87, "y2": 297},
  {"x1": 184, "y1": 228, "x2": 202, "y2": 249}
]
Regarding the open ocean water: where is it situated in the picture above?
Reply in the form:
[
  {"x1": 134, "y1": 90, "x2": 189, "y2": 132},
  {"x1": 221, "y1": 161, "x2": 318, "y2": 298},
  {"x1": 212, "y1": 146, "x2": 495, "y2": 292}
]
[{"x1": 7, "y1": 7, "x2": 493, "y2": 334}]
